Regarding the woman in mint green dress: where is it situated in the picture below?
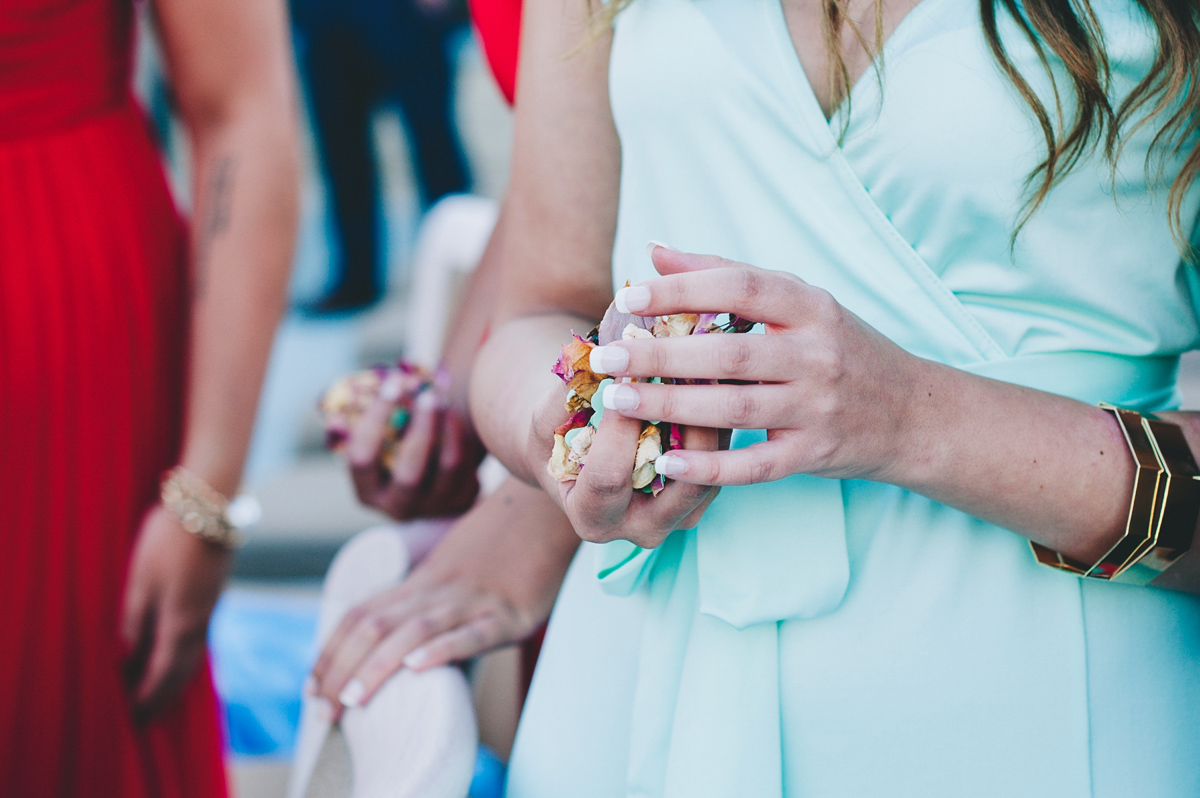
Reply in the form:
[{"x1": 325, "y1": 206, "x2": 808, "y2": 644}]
[{"x1": 470, "y1": 0, "x2": 1200, "y2": 794}]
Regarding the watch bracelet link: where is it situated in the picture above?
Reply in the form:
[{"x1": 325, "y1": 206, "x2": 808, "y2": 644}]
[{"x1": 1030, "y1": 404, "x2": 1198, "y2": 585}]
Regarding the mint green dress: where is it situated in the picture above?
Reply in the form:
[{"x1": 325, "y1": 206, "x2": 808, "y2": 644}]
[{"x1": 507, "y1": 0, "x2": 1200, "y2": 794}]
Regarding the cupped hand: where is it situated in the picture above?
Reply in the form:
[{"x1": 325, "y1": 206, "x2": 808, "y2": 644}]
[
  {"x1": 121, "y1": 505, "x2": 232, "y2": 721},
  {"x1": 309, "y1": 478, "x2": 578, "y2": 720},
  {"x1": 530, "y1": 378, "x2": 725, "y2": 550},
  {"x1": 347, "y1": 385, "x2": 485, "y2": 521},
  {"x1": 586, "y1": 246, "x2": 929, "y2": 486}
]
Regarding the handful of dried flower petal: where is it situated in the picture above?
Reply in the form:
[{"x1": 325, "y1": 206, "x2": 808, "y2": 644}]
[
  {"x1": 319, "y1": 360, "x2": 433, "y2": 471},
  {"x1": 548, "y1": 293, "x2": 756, "y2": 495}
]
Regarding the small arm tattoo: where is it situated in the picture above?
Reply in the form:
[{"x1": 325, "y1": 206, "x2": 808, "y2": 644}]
[{"x1": 195, "y1": 155, "x2": 237, "y2": 294}]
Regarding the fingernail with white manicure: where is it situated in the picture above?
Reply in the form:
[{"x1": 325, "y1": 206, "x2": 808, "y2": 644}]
[
  {"x1": 304, "y1": 675, "x2": 319, "y2": 696},
  {"x1": 654, "y1": 454, "x2": 688, "y2": 476},
  {"x1": 380, "y1": 373, "x2": 405, "y2": 403},
  {"x1": 590, "y1": 346, "x2": 629, "y2": 374},
  {"x1": 614, "y1": 284, "x2": 652, "y2": 315},
  {"x1": 645, "y1": 240, "x2": 679, "y2": 257},
  {"x1": 404, "y1": 648, "x2": 429, "y2": 669},
  {"x1": 316, "y1": 698, "x2": 335, "y2": 723},
  {"x1": 338, "y1": 678, "x2": 366, "y2": 708},
  {"x1": 602, "y1": 383, "x2": 640, "y2": 412}
]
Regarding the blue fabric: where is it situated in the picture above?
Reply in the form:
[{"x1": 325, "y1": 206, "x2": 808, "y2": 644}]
[{"x1": 209, "y1": 590, "x2": 319, "y2": 758}]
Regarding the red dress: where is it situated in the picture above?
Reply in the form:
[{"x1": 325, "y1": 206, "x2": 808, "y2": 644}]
[
  {"x1": 470, "y1": 0, "x2": 521, "y2": 105},
  {"x1": 0, "y1": 1, "x2": 228, "y2": 795}
]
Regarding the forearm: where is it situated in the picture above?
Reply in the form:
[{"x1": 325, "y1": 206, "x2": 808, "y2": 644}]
[
  {"x1": 471, "y1": 312, "x2": 596, "y2": 485},
  {"x1": 893, "y1": 358, "x2": 1200, "y2": 571},
  {"x1": 437, "y1": 212, "x2": 509, "y2": 410},
  {"x1": 178, "y1": 112, "x2": 298, "y2": 496}
]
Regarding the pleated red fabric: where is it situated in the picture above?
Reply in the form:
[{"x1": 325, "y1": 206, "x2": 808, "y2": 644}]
[{"x1": 0, "y1": 1, "x2": 228, "y2": 795}]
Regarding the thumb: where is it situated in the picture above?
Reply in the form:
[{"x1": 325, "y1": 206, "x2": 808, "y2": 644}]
[{"x1": 120, "y1": 572, "x2": 151, "y2": 652}]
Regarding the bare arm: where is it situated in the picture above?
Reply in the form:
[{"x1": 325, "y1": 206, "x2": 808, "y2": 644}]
[
  {"x1": 155, "y1": 0, "x2": 300, "y2": 496},
  {"x1": 470, "y1": 0, "x2": 620, "y2": 481},
  {"x1": 121, "y1": 0, "x2": 299, "y2": 718}
]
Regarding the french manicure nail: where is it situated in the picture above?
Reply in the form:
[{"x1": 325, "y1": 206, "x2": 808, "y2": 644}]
[
  {"x1": 589, "y1": 346, "x2": 629, "y2": 374},
  {"x1": 338, "y1": 678, "x2": 366, "y2": 708},
  {"x1": 614, "y1": 284, "x2": 652, "y2": 315},
  {"x1": 654, "y1": 454, "x2": 688, "y2": 476},
  {"x1": 304, "y1": 675, "x2": 319, "y2": 696},
  {"x1": 645, "y1": 240, "x2": 679, "y2": 256},
  {"x1": 380, "y1": 373, "x2": 405, "y2": 402},
  {"x1": 316, "y1": 698, "x2": 335, "y2": 723},
  {"x1": 404, "y1": 648, "x2": 429, "y2": 669},
  {"x1": 602, "y1": 383, "x2": 640, "y2": 412}
]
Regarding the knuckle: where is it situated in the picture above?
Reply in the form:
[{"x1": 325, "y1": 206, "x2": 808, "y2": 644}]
[
  {"x1": 463, "y1": 621, "x2": 491, "y2": 650},
  {"x1": 646, "y1": 343, "x2": 670, "y2": 377},
  {"x1": 733, "y1": 267, "x2": 764, "y2": 309},
  {"x1": 666, "y1": 276, "x2": 689, "y2": 309},
  {"x1": 656, "y1": 386, "x2": 679, "y2": 421},
  {"x1": 412, "y1": 613, "x2": 441, "y2": 639},
  {"x1": 748, "y1": 458, "x2": 775, "y2": 485},
  {"x1": 703, "y1": 456, "x2": 722, "y2": 485},
  {"x1": 357, "y1": 613, "x2": 390, "y2": 644},
  {"x1": 586, "y1": 469, "x2": 631, "y2": 500},
  {"x1": 812, "y1": 386, "x2": 842, "y2": 420},
  {"x1": 724, "y1": 389, "x2": 757, "y2": 427},
  {"x1": 809, "y1": 287, "x2": 840, "y2": 322},
  {"x1": 809, "y1": 341, "x2": 846, "y2": 383},
  {"x1": 717, "y1": 337, "x2": 755, "y2": 378}
]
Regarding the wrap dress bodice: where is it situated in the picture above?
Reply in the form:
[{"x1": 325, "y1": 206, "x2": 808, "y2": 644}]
[{"x1": 505, "y1": 0, "x2": 1200, "y2": 795}]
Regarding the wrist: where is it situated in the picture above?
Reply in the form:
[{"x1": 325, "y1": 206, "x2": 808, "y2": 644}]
[
  {"x1": 176, "y1": 448, "x2": 243, "y2": 499},
  {"x1": 159, "y1": 466, "x2": 243, "y2": 550},
  {"x1": 875, "y1": 355, "x2": 952, "y2": 489}
]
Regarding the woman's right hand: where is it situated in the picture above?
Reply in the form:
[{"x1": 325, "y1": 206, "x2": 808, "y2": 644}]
[
  {"x1": 347, "y1": 383, "x2": 485, "y2": 521},
  {"x1": 530, "y1": 383, "x2": 724, "y2": 550},
  {"x1": 309, "y1": 477, "x2": 578, "y2": 719}
]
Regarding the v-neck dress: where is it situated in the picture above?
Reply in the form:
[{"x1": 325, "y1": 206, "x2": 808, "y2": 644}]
[{"x1": 506, "y1": 0, "x2": 1200, "y2": 795}]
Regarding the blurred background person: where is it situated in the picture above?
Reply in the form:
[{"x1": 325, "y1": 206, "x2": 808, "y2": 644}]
[
  {"x1": 292, "y1": 0, "x2": 472, "y2": 314},
  {"x1": 0, "y1": 1, "x2": 298, "y2": 797}
]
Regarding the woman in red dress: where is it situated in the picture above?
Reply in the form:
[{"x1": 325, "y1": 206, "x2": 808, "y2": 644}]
[{"x1": 0, "y1": 0, "x2": 298, "y2": 794}]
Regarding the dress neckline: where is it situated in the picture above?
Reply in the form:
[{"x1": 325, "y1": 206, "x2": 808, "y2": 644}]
[{"x1": 765, "y1": 0, "x2": 951, "y2": 134}]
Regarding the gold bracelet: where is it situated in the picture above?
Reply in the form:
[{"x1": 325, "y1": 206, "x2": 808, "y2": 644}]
[
  {"x1": 1031, "y1": 404, "x2": 1197, "y2": 585},
  {"x1": 161, "y1": 466, "x2": 243, "y2": 549}
]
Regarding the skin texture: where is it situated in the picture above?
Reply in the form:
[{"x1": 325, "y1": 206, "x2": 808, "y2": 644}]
[
  {"x1": 310, "y1": 150, "x2": 580, "y2": 716},
  {"x1": 468, "y1": 0, "x2": 1200, "y2": 591},
  {"x1": 309, "y1": 477, "x2": 579, "y2": 721},
  {"x1": 119, "y1": 0, "x2": 299, "y2": 720},
  {"x1": 346, "y1": 390, "x2": 485, "y2": 521}
]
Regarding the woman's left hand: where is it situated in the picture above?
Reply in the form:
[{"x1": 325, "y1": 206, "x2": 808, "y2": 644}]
[{"x1": 590, "y1": 246, "x2": 931, "y2": 486}]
